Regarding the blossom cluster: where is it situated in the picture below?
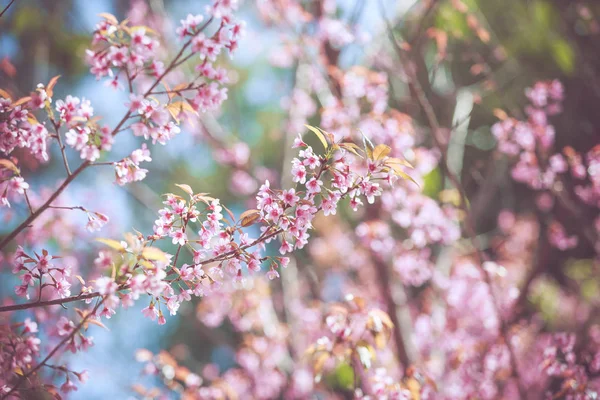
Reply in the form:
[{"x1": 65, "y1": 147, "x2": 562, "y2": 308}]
[
  {"x1": 542, "y1": 332, "x2": 600, "y2": 399},
  {"x1": 0, "y1": 89, "x2": 50, "y2": 162},
  {"x1": 58, "y1": 95, "x2": 114, "y2": 162},
  {"x1": 0, "y1": 318, "x2": 44, "y2": 394},
  {"x1": 139, "y1": 127, "x2": 406, "y2": 321},
  {"x1": 0, "y1": 124, "x2": 410, "y2": 396},
  {"x1": 113, "y1": 143, "x2": 152, "y2": 185},
  {"x1": 492, "y1": 81, "x2": 600, "y2": 253},
  {"x1": 86, "y1": 15, "x2": 163, "y2": 87},
  {"x1": 4, "y1": 0, "x2": 600, "y2": 398},
  {"x1": 0, "y1": 6, "x2": 251, "y2": 396},
  {"x1": 12, "y1": 248, "x2": 73, "y2": 301}
]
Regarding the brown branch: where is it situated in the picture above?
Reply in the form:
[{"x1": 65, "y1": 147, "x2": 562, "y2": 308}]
[
  {"x1": 0, "y1": 291, "x2": 103, "y2": 313},
  {"x1": 0, "y1": 161, "x2": 90, "y2": 251},
  {"x1": 0, "y1": 21, "x2": 214, "y2": 252},
  {"x1": 314, "y1": 0, "x2": 413, "y2": 371},
  {"x1": 0, "y1": 0, "x2": 15, "y2": 18},
  {"x1": 22, "y1": 189, "x2": 34, "y2": 215},
  {"x1": 373, "y1": 256, "x2": 411, "y2": 367},
  {"x1": 379, "y1": 3, "x2": 527, "y2": 398},
  {"x1": 51, "y1": 119, "x2": 72, "y2": 176}
]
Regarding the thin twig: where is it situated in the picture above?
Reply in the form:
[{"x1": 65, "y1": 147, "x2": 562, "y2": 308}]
[
  {"x1": 0, "y1": 291, "x2": 104, "y2": 313},
  {"x1": 0, "y1": 22, "x2": 213, "y2": 252},
  {"x1": 23, "y1": 189, "x2": 34, "y2": 215},
  {"x1": 378, "y1": 1, "x2": 527, "y2": 397},
  {"x1": 0, "y1": 0, "x2": 15, "y2": 19},
  {"x1": 52, "y1": 119, "x2": 72, "y2": 176}
]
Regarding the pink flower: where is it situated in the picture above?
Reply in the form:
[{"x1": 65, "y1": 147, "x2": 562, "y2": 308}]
[
  {"x1": 57, "y1": 317, "x2": 75, "y2": 336},
  {"x1": 176, "y1": 14, "x2": 205, "y2": 38},
  {"x1": 15, "y1": 284, "x2": 29, "y2": 299},
  {"x1": 127, "y1": 94, "x2": 144, "y2": 112},
  {"x1": 8, "y1": 177, "x2": 29, "y2": 194},
  {"x1": 60, "y1": 379, "x2": 78, "y2": 393},
  {"x1": 86, "y1": 212, "x2": 109, "y2": 232},
  {"x1": 266, "y1": 268, "x2": 279, "y2": 280},
  {"x1": 23, "y1": 318, "x2": 38, "y2": 334},
  {"x1": 305, "y1": 178, "x2": 323, "y2": 194},
  {"x1": 291, "y1": 162, "x2": 307, "y2": 184},
  {"x1": 281, "y1": 189, "x2": 299, "y2": 206},
  {"x1": 141, "y1": 303, "x2": 159, "y2": 321},
  {"x1": 36, "y1": 252, "x2": 53, "y2": 273},
  {"x1": 95, "y1": 276, "x2": 118, "y2": 295},
  {"x1": 55, "y1": 279, "x2": 72, "y2": 298},
  {"x1": 292, "y1": 133, "x2": 307, "y2": 148},
  {"x1": 321, "y1": 192, "x2": 340, "y2": 216},
  {"x1": 279, "y1": 239, "x2": 293, "y2": 255}
]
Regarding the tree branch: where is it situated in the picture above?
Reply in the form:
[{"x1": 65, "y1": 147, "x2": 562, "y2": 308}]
[
  {"x1": 2, "y1": 298, "x2": 105, "y2": 399},
  {"x1": 379, "y1": 2, "x2": 527, "y2": 397}
]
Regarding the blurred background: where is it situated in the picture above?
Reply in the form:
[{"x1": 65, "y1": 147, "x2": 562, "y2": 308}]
[{"x1": 1, "y1": 0, "x2": 599, "y2": 398}]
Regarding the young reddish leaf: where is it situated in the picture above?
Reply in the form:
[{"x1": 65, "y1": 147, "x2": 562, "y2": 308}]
[
  {"x1": 193, "y1": 194, "x2": 217, "y2": 205},
  {"x1": 173, "y1": 83, "x2": 190, "y2": 91},
  {"x1": 167, "y1": 101, "x2": 198, "y2": 122},
  {"x1": 0, "y1": 159, "x2": 19, "y2": 174},
  {"x1": 138, "y1": 260, "x2": 156, "y2": 270},
  {"x1": 175, "y1": 183, "x2": 193, "y2": 196},
  {"x1": 493, "y1": 108, "x2": 508, "y2": 121},
  {"x1": 239, "y1": 209, "x2": 261, "y2": 227},
  {"x1": 98, "y1": 12, "x2": 119, "y2": 25},
  {"x1": 74, "y1": 275, "x2": 86, "y2": 286},
  {"x1": 87, "y1": 318, "x2": 109, "y2": 331},
  {"x1": 221, "y1": 204, "x2": 236, "y2": 223},
  {"x1": 312, "y1": 352, "x2": 330, "y2": 377},
  {"x1": 162, "y1": 81, "x2": 174, "y2": 99},
  {"x1": 46, "y1": 75, "x2": 61, "y2": 97},
  {"x1": 0, "y1": 88, "x2": 11, "y2": 99},
  {"x1": 11, "y1": 96, "x2": 31, "y2": 108},
  {"x1": 131, "y1": 384, "x2": 149, "y2": 396}
]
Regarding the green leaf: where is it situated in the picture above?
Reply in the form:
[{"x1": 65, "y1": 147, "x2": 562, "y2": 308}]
[
  {"x1": 361, "y1": 132, "x2": 375, "y2": 160},
  {"x1": 339, "y1": 142, "x2": 363, "y2": 157},
  {"x1": 422, "y1": 168, "x2": 442, "y2": 198},
  {"x1": 551, "y1": 39, "x2": 575, "y2": 75},
  {"x1": 304, "y1": 124, "x2": 328, "y2": 150},
  {"x1": 324, "y1": 363, "x2": 354, "y2": 390},
  {"x1": 96, "y1": 238, "x2": 125, "y2": 251},
  {"x1": 373, "y1": 144, "x2": 391, "y2": 161},
  {"x1": 142, "y1": 247, "x2": 168, "y2": 262}
]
